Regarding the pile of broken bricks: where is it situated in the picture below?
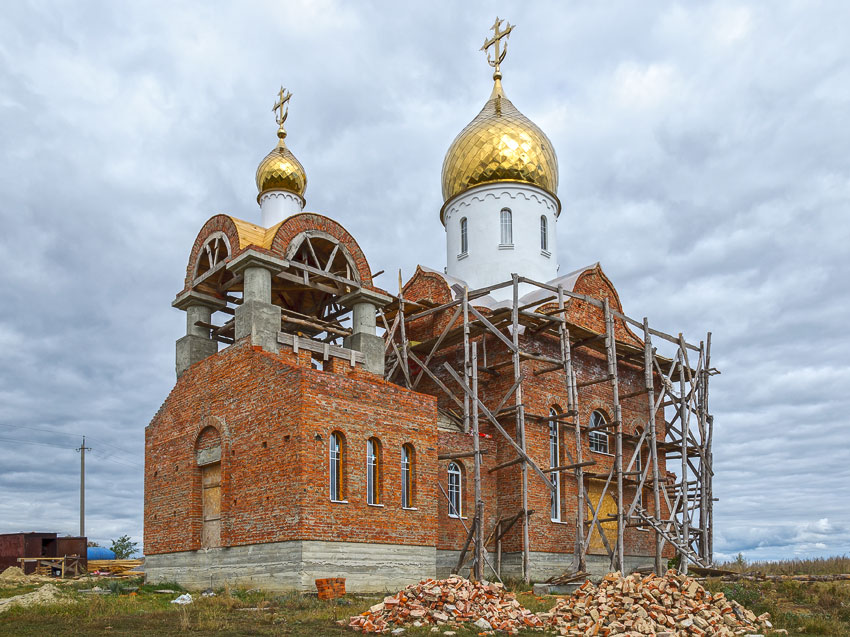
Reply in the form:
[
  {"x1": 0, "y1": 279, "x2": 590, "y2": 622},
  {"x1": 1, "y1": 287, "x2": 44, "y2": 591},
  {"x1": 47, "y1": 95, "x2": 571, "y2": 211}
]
[
  {"x1": 347, "y1": 576, "x2": 544, "y2": 634},
  {"x1": 538, "y1": 570, "x2": 776, "y2": 636}
]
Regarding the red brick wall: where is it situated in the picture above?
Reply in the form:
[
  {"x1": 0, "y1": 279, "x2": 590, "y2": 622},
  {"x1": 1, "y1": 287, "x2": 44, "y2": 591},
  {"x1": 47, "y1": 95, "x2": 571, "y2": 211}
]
[{"x1": 145, "y1": 341, "x2": 438, "y2": 555}]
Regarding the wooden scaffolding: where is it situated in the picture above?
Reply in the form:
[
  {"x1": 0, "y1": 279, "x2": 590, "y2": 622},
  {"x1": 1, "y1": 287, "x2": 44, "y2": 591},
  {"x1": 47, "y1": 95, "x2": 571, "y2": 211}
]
[{"x1": 380, "y1": 274, "x2": 715, "y2": 582}]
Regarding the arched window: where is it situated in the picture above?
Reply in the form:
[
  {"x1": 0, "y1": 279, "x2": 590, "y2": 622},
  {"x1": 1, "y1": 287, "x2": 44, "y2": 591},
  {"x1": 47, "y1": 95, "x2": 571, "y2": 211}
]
[
  {"x1": 367, "y1": 438, "x2": 382, "y2": 505},
  {"x1": 589, "y1": 411, "x2": 610, "y2": 454},
  {"x1": 549, "y1": 408, "x2": 561, "y2": 521},
  {"x1": 401, "y1": 444, "x2": 415, "y2": 508},
  {"x1": 447, "y1": 462, "x2": 462, "y2": 518},
  {"x1": 540, "y1": 215, "x2": 548, "y2": 251},
  {"x1": 195, "y1": 426, "x2": 222, "y2": 548},
  {"x1": 329, "y1": 432, "x2": 345, "y2": 501},
  {"x1": 500, "y1": 208, "x2": 513, "y2": 245},
  {"x1": 460, "y1": 217, "x2": 468, "y2": 254}
]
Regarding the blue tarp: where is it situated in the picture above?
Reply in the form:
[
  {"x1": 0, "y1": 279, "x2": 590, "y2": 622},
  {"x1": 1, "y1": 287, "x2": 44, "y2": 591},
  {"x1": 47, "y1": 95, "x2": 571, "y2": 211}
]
[{"x1": 86, "y1": 546, "x2": 116, "y2": 560}]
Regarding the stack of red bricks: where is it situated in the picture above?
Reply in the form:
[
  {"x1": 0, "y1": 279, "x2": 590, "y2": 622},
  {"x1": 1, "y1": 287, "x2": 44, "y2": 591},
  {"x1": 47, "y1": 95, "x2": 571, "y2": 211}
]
[
  {"x1": 539, "y1": 570, "x2": 774, "y2": 636},
  {"x1": 348, "y1": 576, "x2": 544, "y2": 634}
]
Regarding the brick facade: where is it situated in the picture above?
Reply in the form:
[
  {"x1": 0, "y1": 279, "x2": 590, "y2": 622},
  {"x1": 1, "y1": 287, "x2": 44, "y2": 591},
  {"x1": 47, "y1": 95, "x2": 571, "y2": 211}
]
[{"x1": 145, "y1": 340, "x2": 438, "y2": 556}]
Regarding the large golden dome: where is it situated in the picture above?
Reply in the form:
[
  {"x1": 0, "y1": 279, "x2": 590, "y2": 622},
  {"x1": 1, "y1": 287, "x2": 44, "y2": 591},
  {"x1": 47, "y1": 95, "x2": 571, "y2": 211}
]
[
  {"x1": 256, "y1": 131, "x2": 307, "y2": 202},
  {"x1": 440, "y1": 79, "x2": 559, "y2": 221}
]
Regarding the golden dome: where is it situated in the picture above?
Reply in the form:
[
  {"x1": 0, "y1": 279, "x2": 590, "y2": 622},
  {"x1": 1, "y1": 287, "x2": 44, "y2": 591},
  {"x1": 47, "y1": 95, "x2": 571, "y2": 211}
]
[
  {"x1": 440, "y1": 79, "x2": 559, "y2": 222},
  {"x1": 256, "y1": 132, "x2": 307, "y2": 202}
]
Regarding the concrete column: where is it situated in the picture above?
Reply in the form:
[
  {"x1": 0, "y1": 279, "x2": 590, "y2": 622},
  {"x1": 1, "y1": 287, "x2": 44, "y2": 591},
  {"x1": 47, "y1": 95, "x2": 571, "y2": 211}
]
[
  {"x1": 173, "y1": 291, "x2": 226, "y2": 378},
  {"x1": 228, "y1": 251, "x2": 285, "y2": 353},
  {"x1": 340, "y1": 289, "x2": 392, "y2": 376}
]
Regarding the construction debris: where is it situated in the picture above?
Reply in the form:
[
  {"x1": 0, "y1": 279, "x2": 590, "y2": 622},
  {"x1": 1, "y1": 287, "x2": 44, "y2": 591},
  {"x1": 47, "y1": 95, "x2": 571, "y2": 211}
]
[
  {"x1": 546, "y1": 571, "x2": 590, "y2": 586},
  {"x1": 348, "y1": 576, "x2": 544, "y2": 634},
  {"x1": 0, "y1": 584, "x2": 71, "y2": 614},
  {"x1": 87, "y1": 559, "x2": 144, "y2": 575},
  {"x1": 539, "y1": 570, "x2": 774, "y2": 636}
]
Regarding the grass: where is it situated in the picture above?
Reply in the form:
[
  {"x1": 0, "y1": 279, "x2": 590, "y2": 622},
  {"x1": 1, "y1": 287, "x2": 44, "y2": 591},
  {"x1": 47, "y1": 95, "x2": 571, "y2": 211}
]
[
  {"x1": 2, "y1": 562, "x2": 850, "y2": 636},
  {"x1": 717, "y1": 554, "x2": 850, "y2": 576}
]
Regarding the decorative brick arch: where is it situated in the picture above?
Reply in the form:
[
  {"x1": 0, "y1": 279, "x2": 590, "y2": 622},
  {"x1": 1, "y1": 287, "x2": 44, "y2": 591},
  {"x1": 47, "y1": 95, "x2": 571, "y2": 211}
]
[{"x1": 269, "y1": 213, "x2": 373, "y2": 287}]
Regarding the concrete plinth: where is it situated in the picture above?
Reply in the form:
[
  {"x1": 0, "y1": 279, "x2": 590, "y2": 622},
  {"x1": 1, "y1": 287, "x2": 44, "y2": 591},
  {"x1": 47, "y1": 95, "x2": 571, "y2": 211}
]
[
  {"x1": 145, "y1": 540, "x2": 436, "y2": 592},
  {"x1": 235, "y1": 300, "x2": 281, "y2": 353},
  {"x1": 343, "y1": 332, "x2": 385, "y2": 375},
  {"x1": 176, "y1": 334, "x2": 218, "y2": 377}
]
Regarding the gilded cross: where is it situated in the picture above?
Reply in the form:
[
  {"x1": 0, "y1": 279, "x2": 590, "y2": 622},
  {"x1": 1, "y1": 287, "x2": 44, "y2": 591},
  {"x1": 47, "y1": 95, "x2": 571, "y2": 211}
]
[
  {"x1": 481, "y1": 17, "x2": 514, "y2": 79},
  {"x1": 273, "y1": 86, "x2": 292, "y2": 128}
]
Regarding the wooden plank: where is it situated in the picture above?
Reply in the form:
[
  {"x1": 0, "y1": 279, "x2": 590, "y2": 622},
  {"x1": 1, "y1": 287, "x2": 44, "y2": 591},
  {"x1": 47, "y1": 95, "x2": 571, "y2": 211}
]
[{"x1": 438, "y1": 450, "x2": 488, "y2": 461}]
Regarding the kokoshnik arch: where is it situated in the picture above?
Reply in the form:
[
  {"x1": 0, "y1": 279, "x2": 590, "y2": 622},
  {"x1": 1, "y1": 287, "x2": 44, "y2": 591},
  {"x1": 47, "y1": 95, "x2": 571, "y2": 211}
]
[{"x1": 144, "y1": 18, "x2": 716, "y2": 591}]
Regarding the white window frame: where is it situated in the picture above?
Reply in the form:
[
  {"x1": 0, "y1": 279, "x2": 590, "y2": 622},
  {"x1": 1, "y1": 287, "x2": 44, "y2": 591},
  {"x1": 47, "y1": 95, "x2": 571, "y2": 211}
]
[
  {"x1": 401, "y1": 444, "x2": 412, "y2": 509},
  {"x1": 540, "y1": 215, "x2": 548, "y2": 251},
  {"x1": 500, "y1": 208, "x2": 513, "y2": 246},
  {"x1": 367, "y1": 438, "x2": 380, "y2": 505},
  {"x1": 329, "y1": 432, "x2": 343, "y2": 502},
  {"x1": 549, "y1": 409, "x2": 561, "y2": 521},
  {"x1": 447, "y1": 462, "x2": 462, "y2": 518},
  {"x1": 589, "y1": 411, "x2": 610, "y2": 454},
  {"x1": 460, "y1": 217, "x2": 468, "y2": 255}
]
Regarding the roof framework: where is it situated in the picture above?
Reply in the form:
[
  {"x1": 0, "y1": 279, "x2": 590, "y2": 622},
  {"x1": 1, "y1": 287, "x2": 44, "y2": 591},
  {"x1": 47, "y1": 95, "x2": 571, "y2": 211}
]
[{"x1": 380, "y1": 274, "x2": 715, "y2": 583}]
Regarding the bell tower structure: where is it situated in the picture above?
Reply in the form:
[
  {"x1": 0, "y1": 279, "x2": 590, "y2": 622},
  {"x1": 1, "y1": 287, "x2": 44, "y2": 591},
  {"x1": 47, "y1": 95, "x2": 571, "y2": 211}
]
[{"x1": 441, "y1": 18, "x2": 560, "y2": 299}]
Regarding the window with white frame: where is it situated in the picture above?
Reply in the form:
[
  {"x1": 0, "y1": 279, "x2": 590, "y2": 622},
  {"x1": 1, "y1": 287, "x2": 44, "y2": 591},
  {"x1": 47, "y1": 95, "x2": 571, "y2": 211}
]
[
  {"x1": 540, "y1": 215, "x2": 548, "y2": 251},
  {"x1": 634, "y1": 449, "x2": 644, "y2": 508},
  {"x1": 500, "y1": 208, "x2": 513, "y2": 245},
  {"x1": 367, "y1": 438, "x2": 381, "y2": 505},
  {"x1": 447, "y1": 462, "x2": 462, "y2": 518},
  {"x1": 549, "y1": 408, "x2": 561, "y2": 521},
  {"x1": 460, "y1": 217, "x2": 468, "y2": 254},
  {"x1": 401, "y1": 444, "x2": 414, "y2": 508},
  {"x1": 588, "y1": 411, "x2": 610, "y2": 454},
  {"x1": 329, "y1": 432, "x2": 344, "y2": 501}
]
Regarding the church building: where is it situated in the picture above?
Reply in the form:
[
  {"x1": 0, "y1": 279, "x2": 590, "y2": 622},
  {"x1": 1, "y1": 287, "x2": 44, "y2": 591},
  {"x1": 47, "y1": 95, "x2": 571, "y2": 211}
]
[{"x1": 144, "y1": 19, "x2": 713, "y2": 591}]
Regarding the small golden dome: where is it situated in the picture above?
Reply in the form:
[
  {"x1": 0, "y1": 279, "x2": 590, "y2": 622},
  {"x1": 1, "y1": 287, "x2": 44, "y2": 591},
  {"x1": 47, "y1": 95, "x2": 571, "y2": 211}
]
[
  {"x1": 256, "y1": 132, "x2": 307, "y2": 202},
  {"x1": 440, "y1": 80, "x2": 559, "y2": 222}
]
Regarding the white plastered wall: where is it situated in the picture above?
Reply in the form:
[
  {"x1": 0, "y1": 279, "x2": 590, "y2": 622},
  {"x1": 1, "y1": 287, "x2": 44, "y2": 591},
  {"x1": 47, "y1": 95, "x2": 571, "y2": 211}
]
[{"x1": 443, "y1": 182, "x2": 559, "y2": 300}]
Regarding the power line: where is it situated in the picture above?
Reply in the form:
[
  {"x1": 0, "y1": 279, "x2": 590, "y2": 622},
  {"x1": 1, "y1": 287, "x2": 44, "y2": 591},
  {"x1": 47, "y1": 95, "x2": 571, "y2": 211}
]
[
  {"x1": 0, "y1": 436, "x2": 76, "y2": 451},
  {"x1": 0, "y1": 436, "x2": 142, "y2": 469},
  {"x1": 0, "y1": 422, "x2": 139, "y2": 460}
]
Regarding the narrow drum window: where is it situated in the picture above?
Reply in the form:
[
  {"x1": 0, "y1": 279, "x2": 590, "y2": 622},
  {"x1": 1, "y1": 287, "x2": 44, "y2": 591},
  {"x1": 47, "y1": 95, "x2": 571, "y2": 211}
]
[
  {"x1": 460, "y1": 217, "x2": 468, "y2": 254},
  {"x1": 540, "y1": 215, "x2": 548, "y2": 251},
  {"x1": 500, "y1": 208, "x2": 512, "y2": 245},
  {"x1": 549, "y1": 408, "x2": 561, "y2": 521},
  {"x1": 447, "y1": 462, "x2": 462, "y2": 518},
  {"x1": 367, "y1": 438, "x2": 381, "y2": 505},
  {"x1": 330, "y1": 432, "x2": 344, "y2": 501},
  {"x1": 589, "y1": 411, "x2": 610, "y2": 454},
  {"x1": 401, "y1": 444, "x2": 414, "y2": 508}
]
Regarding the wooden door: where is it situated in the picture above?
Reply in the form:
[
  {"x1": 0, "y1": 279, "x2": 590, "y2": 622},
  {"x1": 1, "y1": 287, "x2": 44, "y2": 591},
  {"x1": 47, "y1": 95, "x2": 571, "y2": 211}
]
[
  {"x1": 586, "y1": 480, "x2": 617, "y2": 554},
  {"x1": 201, "y1": 462, "x2": 221, "y2": 548}
]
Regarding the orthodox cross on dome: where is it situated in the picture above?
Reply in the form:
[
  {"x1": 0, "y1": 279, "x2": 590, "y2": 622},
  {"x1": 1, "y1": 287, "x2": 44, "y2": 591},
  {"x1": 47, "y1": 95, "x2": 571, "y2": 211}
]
[
  {"x1": 481, "y1": 17, "x2": 514, "y2": 81},
  {"x1": 273, "y1": 86, "x2": 292, "y2": 138}
]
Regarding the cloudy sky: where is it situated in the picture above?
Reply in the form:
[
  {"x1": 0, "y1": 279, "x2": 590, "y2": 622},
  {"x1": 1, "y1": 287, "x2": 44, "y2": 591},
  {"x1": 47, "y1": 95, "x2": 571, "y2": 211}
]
[{"x1": 1, "y1": 1, "x2": 848, "y2": 562}]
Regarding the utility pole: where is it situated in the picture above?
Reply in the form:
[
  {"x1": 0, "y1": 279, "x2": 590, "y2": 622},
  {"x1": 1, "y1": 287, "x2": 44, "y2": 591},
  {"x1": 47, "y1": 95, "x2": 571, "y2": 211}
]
[{"x1": 76, "y1": 436, "x2": 91, "y2": 538}]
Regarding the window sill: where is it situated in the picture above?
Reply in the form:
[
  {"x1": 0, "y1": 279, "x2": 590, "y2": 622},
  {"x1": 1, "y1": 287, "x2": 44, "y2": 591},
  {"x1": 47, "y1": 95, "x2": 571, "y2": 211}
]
[
  {"x1": 457, "y1": 252, "x2": 468, "y2": 260},
  {"x1": 550, "y1": 518, "x2": 570, "y2": 525},
  {"x1": 448, "y1": 515, "x2": 468, "y2": 520},
  {"x1": 541, "y1": 249, "x2": 551, "y2": 258},
  {"x1": 589, "y1": 450, "x2": 614, "y2": 457},
  {"x1": 498, "y1": 244, "x2": 514, "y2": 250},
  {"x1": 330, "y1": 499, "x2": 348, "y2": 504},
  {"x1": 402, "y1": 507, "x2": 418, "y2": 511},
  {"x1": 367, "y1": 503, "x2": 385, "y2": 508}
]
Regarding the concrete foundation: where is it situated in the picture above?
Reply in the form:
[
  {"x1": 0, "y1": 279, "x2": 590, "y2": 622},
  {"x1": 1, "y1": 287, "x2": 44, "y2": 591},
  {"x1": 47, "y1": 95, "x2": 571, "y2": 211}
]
[
  {"x1": 145, "y1": 540, "x2": 436, "y2": 592},
  {"x1": 437, "y1": 549, "x2": 656, "y2": 582}
]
